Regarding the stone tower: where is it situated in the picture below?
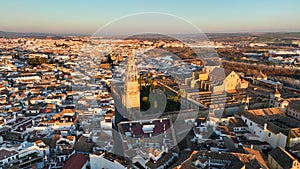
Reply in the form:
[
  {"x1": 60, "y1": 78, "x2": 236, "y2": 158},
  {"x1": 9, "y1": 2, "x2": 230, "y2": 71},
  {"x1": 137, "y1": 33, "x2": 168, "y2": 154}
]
[{"x1": 122, "y1": 51, "x2": 140, "y2": 112}]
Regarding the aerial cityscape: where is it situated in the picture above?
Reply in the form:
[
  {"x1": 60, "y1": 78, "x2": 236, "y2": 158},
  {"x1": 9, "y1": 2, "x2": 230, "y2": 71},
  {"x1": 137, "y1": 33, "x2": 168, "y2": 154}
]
[{"x1": 1, "y1": 1, "x2": 300, "y2": 169}]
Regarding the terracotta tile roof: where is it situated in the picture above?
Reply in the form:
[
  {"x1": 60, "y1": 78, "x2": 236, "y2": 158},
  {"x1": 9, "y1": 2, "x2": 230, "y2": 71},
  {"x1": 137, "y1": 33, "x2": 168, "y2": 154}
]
[
  {"x1": 243, "y1": 146, "x2": 269, "y2": 169},
  {"x1": 247, "y1": 107, "x2": 284, "y2": 117},
  {"x1": 291, "y1": 128, "x2": 300, "y2": 138},
  {"x1": 66, "y1": 136, "x2": 75, "y2": 141},
  {"x1": 62, "y1": 153, "x2": 88, "y2": 169},
  {"x1": 60, "y1": 108, "x2": 75, "y2": 114},
  {"x1": 179, "y1": 150, "x2": 261, "y2": 169},
  {"x1": 228, "y1": 117, "x2": 248, "y2": 129},
  {"x1": 145, "y1": 150, "x2": 175, "y2": 169},
  {"x1": 268, "y1": 147, "x2": 297, "y2": 169},
  {"x1": 34, "y1": 139, "x2": 44, "y2": 145}
]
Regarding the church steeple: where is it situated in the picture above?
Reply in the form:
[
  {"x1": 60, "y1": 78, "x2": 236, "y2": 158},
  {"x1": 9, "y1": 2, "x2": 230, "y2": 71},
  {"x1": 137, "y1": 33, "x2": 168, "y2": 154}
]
[
  {"x1": 122, "y1": 50, "x2": 140, "y2": 111},
  {"x1": 274, "y1": 86, "x2": 281, "y2": 98},
  {"x1": 269, "y1": 86, "x2": 281, "y2": 108},
  {"x1": 257, "y1": 70, "x2": 267, "y2": 80}
]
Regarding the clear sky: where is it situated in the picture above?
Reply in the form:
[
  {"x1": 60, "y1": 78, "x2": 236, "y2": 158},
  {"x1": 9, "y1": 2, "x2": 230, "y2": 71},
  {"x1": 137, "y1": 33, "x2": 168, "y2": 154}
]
[{"x1": 0, "y1": 0, "x2": 300, "y2": 34}]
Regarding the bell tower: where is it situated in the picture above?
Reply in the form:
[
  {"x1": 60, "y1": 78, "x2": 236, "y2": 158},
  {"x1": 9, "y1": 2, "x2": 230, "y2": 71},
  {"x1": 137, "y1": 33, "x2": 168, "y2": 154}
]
[{"x1": 122, "y1": 50, "x2": 140, "y2": 111}]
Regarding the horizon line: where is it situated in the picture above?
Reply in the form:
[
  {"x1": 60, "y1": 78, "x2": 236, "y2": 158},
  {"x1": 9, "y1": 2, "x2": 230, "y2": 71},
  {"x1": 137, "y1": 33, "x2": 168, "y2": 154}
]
[{"x1": 1, "y1": 30, "x2": 300, "y2": 37}]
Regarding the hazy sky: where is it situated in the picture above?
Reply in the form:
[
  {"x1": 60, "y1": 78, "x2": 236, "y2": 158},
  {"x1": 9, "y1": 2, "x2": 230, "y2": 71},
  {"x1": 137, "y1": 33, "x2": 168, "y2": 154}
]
[{"x1": 1, "y1": 0, "x2": 300, "y2": 34}]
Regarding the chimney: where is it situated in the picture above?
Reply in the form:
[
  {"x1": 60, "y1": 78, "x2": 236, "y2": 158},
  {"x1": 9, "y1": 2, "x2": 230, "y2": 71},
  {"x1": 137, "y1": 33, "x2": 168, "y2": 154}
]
[{"x1": 264, "y1": 123, "x2": 267, "y2": 130}]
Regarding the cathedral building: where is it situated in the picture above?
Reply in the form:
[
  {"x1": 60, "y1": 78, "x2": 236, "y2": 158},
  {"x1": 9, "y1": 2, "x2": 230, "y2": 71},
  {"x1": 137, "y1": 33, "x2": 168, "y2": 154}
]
[{"x1": 187, "y1": 67, "x2": 248, "y2": 92}]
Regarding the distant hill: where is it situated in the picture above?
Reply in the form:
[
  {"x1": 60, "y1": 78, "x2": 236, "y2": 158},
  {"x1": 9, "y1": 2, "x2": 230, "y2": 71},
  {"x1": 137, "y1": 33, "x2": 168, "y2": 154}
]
[
  {"x1": 0, "y1": 31, "x2": 85, "y2": 38},
  {"x1": 1, "y1": 30, "x2": 300, "y2": 42},
  {"x1": 124, "y1": 33, "x2": 179, "y2": 41},
  {"x1": 207, "y1": 32, "x2": 300, "y2": 42}
]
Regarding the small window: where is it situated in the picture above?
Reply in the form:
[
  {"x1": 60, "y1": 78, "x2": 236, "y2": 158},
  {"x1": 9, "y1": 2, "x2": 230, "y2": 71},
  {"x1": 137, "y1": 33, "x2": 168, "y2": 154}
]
[{"x1": 268, "y1": 133, "x2": 271, "y2": 137}]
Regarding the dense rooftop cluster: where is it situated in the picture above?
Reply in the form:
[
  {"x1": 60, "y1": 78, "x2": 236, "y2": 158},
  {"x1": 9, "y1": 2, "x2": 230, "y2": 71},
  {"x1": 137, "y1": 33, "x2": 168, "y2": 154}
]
[{"x1": 0, "y1": 35, "x2": 300, "y2": 169}]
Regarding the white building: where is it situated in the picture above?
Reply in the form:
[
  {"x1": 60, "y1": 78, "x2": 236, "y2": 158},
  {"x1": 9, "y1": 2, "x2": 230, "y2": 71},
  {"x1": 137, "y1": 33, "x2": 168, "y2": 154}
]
[
  {"x1": 0, "y1": 148, "x2": 18, "y2": 168},
  {"x1": 89, "y1": 152, "x2": 129, "y2": 169},
  {"x1": 241, "y1": 108, "x2": 300, "y2": 148}
]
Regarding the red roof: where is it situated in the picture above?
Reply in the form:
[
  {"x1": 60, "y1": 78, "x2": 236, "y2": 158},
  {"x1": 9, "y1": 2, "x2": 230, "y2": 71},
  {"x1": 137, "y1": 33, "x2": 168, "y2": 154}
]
[
  {"x1": 39, "y1": 108, "x2": 52, "y2": 113},
  {"x1": 120, "y1": 118, "x2": 171, "y2": 137},
  {"x1": 62, "y1": 153, "x2": 88, "y2": 169}
]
